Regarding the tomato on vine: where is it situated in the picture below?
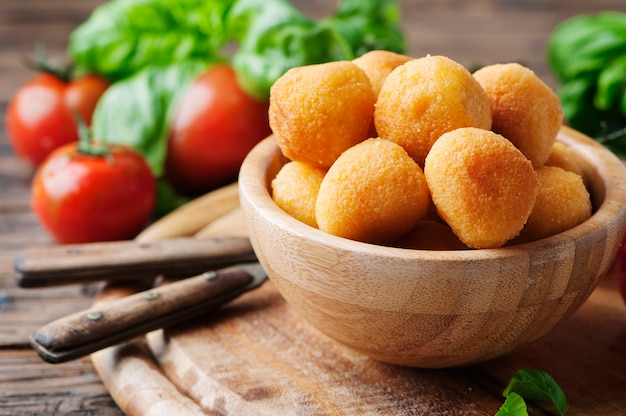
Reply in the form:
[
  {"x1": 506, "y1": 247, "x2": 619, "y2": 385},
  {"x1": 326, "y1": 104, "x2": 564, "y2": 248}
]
[
  {"x1": 164, "y1": 64, "x2": 272, "y2": 196},
  {"x1": 31, "y1": 117, "x2": 156, "y2": 244},
  {"x1": 5, "y1": 55, "x2": 109, "y2": 166}
]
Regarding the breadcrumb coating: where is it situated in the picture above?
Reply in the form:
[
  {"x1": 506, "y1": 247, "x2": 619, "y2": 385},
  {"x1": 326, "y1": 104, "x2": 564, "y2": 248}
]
[
  {"x1": 473, "y1": 63, "x2": 563, "y2": 167},
  {"x1": 353, "y1": 50, "x2": 413, "y2": 96},
  {"x1": 375, "y1": 55, "x2": 492, "y2": 165},
  {"x1": 545, "y1": 141, "x2": 584, "y2": 177},
  {"x1": 268, "y1": 55, "x2": 580, "y2": 249},
  {"x1": 394, "y1": 220, "x2": 468, "y2": 250},
  {"x1": 271, "y1": 161, "x2": 326, "y2": 228},
  {"x1": 517, "y1": 166, "x2": 591, "y2": 242},
  {"x1": 424, "y1": 127, "x2": 538, "y2": 249},
  {"x1": 353, "y1": 50, "x2": 413, "y2": 138},
  {"x1": 316, "y1": 138, "x2": 431, "y2": 245},
  {"x1": 269, "y1": 61, "x2": 376, "y2": 169}
]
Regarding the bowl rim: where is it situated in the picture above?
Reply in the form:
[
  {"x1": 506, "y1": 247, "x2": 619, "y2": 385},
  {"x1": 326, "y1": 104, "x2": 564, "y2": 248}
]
[{"x1": 239, "y1": 125, "x2": 626, "y2": 262}]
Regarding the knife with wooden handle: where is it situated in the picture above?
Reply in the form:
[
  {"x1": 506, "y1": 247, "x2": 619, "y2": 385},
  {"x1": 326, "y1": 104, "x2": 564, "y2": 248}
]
[
  {"x1": 14, "y1": 236, "x2": 256, "y2": 287},
  {"x1": 30, "y1": 263, "x2": 267, "y2": 364}
]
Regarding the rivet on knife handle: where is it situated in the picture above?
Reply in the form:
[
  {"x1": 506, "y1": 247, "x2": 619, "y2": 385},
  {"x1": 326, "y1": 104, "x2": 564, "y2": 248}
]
[
  {"x1": 29, "y1": 263, "x2": 267, "y2": 364},
  {"x1": 15, "y1": 236, "x2": 256, "y2": 287}
]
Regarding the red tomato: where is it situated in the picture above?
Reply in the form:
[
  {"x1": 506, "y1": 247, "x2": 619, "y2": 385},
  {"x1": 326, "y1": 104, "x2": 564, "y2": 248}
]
[
  {"x1": 6, "y1": 73, "x2": 109, "y2": 166},
  {"x1": 616, "y1": 231, "x2": 626, "y2": 305},
  {"x1": 31, "y1": 142, "x2": 156, "y2": 244},
  {"x1": 165, "y1": 64, "x2": 272, "y2": 196}
]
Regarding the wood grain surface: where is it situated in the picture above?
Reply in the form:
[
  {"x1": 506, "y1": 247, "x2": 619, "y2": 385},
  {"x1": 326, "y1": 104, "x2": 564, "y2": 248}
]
[{"x1": 1, "y1": 1, "x2": 626, "y2": 415}]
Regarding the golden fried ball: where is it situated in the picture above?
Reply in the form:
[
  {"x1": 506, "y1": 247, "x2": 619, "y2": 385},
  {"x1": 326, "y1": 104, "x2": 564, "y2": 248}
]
[
  {"x1": 269, "y1": 61, "x2": 376, "y2": 169},
  {"x1": 518, "y1": 166, "x2": 592, "y2": 242},
  {"x1": 394, "y1": 220, "x2": 467, "y2": 250},
  {"x1": 545, "y1": 141, "x2": 584, "y2": 177},
  {"x1": 473, "y1": 63, "x2": 563, "y2": 167},
  {"x1": 352, "y1": 50, "x2": 413, "y2": 96},
  {"x1": 271, "y1": 161, "x2": 326, "y2": 228},
  {"x1": 316, "y1": 138, "x2": 431, "y2": 245},
  {"x1": 374, "y1": 55, "x2": 492, "y2": 165},
  {"x1": 424, "y1": 127, "x2": 538, "y2": 249}
]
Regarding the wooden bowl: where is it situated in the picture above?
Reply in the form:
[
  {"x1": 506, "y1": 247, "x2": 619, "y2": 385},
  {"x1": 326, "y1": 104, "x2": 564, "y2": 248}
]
[{"x1": 238, "y1": 126, "x2": 626, "y2": 368}]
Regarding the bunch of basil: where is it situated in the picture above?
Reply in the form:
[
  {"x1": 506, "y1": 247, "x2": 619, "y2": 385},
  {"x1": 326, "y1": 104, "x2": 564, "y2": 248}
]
[
  {"x1": 69, "y1": 0, "x2": 406, "y2": 212},
  {"x1": 547, "y1": 11, "x2": 626, "y2": 157}
]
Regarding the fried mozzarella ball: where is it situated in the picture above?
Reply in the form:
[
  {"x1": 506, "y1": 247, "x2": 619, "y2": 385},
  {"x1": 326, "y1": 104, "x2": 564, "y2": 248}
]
[
  {"x1": 374, "y1": 55, "x2": 492, "y2": 165},
  {"x1": 353, "y1": 50, "x2": 414, "y2": 137},
  {"x1": 545, "y1": 141, "x2": 584, "y2": 177},
  {"x1": 271, "y1": 161, "x2": 326, "y2": 228},
  {"x1": 269, "y1": 61, "x2": 376, "y2": 169},
  {"x1": 517, "y1": 166, "x2": 592, "y2": 242},
  {"x1": 316, "y1": 138, "x2": 430, "y2": 245},
  {"x1": 424, "y1": 127, "x2": 538, "y2": 249},
  {"x1": 394, "y1": 220, "x2": 467, "y2": 250},
  {"x1": 352, "y1": 50, "x2": 413, "y2": 96},
  {"x1": 473, "y1": 63, "x2": 563, "y2": 167}
]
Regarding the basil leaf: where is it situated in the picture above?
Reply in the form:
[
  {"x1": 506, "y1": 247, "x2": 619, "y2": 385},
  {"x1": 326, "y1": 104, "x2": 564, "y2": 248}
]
[
  {"x1": 502, "y1": 369, "x2": 566, "y2": 416},
  {"x1": 229, "y1": 0, "x2": 350, "y2": 100},
  {"x1": 548, "y1": 12, "x2": 626, "y2": 83},
  {"x1": 558, "y1": 78, "x2": 603, "y2": 135},
  {"x1": 154, "y1": 179, "x2": 190, "y2": 219},
  {"x1": 71, "y1": 0, "x2": 407, "y2": 100},
  {"x1": 230, "y1": 0, "x2": 407, "y2": 99},
  {"x1": 548, "y1": 17, "x2": 599, "y2": 82},
  {"x1": 547, "y1": 11, "x2": 626, "y2": 142},
  {"x1": 92, "y1": 59, "x2": 209, "y2": 176},
  {"x1": 495, "y1": 393, "x2": 528, "y2": 416},
  {"x1": 322, "y1": 0, "x2": 407, "y2": 58},
  {"x1": 595, "y1": 55, "x2": 626, "y2": 111},
  {"x1": 70, "y1": 0, "x2": 232, "y2": 81},
  {"x1": 566, "y1": 34, "x2": 625, "y2": 81}
]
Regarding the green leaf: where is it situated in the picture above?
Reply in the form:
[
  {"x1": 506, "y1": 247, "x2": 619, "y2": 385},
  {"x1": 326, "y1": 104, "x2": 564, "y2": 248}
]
[
  {"x1": 322, "y1": 0, "x2": 407, "y2": 57},
  {"x1": 71, "y1": 0, "x2": 407, "y2": 100},
  {"x1": 556, "y1": 78, "x2": 600, "y2": 135},
  {"x1": 495, "y1": 393, "x2": 528, "y2": 416},
  {"x1": 154, "y1": 179, "x2": 190, "y2": 219},
  {"x1": 547, "y1": 12, "x2": 626, "y2": 83},
  {"x1": 565, "y1": 33, "x2": 626, "y2": 81},
  {"x1": 91, "y1": 59, "x2": 209, "y2": 176},
  {"x1": 229, "y1": 0, "x2": 407, "y2": 99},
  {"x1": 548, "y1": 16, "x2": 600, "y2": 82},
  {"x1": 590, "y1": 10, "x2": 626, "y2": 32},
  {"x1": 229, "y1": 0, "x2": 348, "y2": 99},
  {"x1": 502, "y1": 369, "x2": 567, "y2": 416},
  {"x1": 70, "y1": 0, "x2": 233, "y2": 81},
  {"x1": 595, "y1": 55, "x2": 626, "y2": 110},
  {"x1": 547, "y1": 11, "x2": 626, "y2": 148}
]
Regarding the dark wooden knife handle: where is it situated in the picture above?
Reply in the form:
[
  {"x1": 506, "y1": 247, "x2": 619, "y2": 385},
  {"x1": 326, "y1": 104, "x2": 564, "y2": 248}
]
[
  {"x1": 15, "y1": 236, "x2": 256, "y2": 287},
  {"x1": 30, "y1": 263, "x2": 267, "y2": 364}
]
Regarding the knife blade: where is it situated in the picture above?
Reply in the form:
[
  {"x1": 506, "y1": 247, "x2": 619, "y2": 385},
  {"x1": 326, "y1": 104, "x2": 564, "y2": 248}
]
[
  {"x1": 15, "y1": 236, "x2": 256, "y2": 287},
  {"x1": 30, "y1": 262, "x2": 267, "y2": 364}
]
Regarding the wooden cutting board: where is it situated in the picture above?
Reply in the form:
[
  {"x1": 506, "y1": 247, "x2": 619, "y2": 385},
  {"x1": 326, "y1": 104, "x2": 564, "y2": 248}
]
[{"x1": 89, "y1": 194, "x2": 626, "y2": 416}]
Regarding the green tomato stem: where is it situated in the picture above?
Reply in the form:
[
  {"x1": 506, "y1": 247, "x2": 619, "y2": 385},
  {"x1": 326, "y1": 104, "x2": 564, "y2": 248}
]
[
  {"x1": 25, "y1": 42, "x2": 74, "y2": 83},
  {"x1": 73, "y1": 110, "x2": 109, "y2": 156}
]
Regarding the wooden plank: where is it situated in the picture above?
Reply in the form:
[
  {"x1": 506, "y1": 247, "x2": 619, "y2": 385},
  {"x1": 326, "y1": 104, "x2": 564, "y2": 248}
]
[{"x1": 0, "y1": 350, "x2": 122, "y2": 415}]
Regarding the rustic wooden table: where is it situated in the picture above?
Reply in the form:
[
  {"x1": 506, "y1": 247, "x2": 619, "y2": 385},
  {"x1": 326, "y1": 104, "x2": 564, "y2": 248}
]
[{"x1": 1, "y1": 1, "x2": 626, "y2": 415}]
